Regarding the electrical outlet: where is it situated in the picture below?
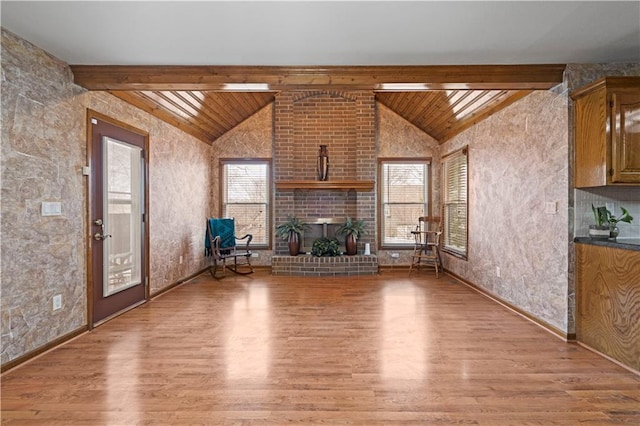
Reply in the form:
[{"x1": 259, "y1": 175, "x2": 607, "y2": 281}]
[
  {"x1": 179, "y1": 256, "x2": 183, "y2": 264},
  {"x1": 390, "y1": 252, "x2": 400, "y2": 258},
  {"x1": 251, "y1": 252, "x2": 259, "y2": 257},
  {"x1": 53, "y1": 294, "x2": 62, "y2": 311},
  {"x1": 496, "y1": 266, "x2": 501, "y2": 278}
]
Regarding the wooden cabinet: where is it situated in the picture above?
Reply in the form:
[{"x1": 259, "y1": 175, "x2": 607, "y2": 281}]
[
  {"x1": 572, "y1": 77, "x2": 640, "y2": 187},
  {"x1": 575, "y1": 243, "x2": 640, "y2": 372}
]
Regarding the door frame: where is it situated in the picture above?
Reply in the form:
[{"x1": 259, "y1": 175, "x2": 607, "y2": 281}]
[{"x1": 86, "y1": 109, "x2": 150, "y2": 329}]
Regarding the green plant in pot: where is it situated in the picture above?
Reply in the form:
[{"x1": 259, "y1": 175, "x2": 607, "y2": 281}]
[
  {"x1": 336, "y1": 217, "x2": 366, "y2": 255},
  {"x1": 276, "y1": 215, "x2": 310, "y2": 256},
  {"x1": 590, "y1": 204, "x2": 611, "y2": 240},
  {"x1": 311, "y1": 237, "x2": 341, "y2": 257},
  {"x1": 607, "y1": 206, "x2": 633, "y2": 239},
  {"x1": 590, "y1": 204, "x2": 634, "y2": 240}
]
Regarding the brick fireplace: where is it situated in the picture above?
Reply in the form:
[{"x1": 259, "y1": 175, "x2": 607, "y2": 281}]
[
  {"x1": 272, "y1": 91, "x2": 378, "y2": 275},
  {"x1": 300, "y1": 218, "x2": 346, "y2": 253}
]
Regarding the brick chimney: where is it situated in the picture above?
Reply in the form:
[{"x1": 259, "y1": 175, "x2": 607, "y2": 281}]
[{"x1": 274, "y1": 91, "x2": 376, "y2": 253}]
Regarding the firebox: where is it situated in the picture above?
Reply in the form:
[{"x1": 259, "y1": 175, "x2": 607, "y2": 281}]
[{"x1": 301, "y1": 218, "x2": 347, "y2": 254}]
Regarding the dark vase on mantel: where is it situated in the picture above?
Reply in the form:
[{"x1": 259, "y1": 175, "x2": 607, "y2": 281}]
[{"x1": 317, "y1": 145, "x2": 329, "y2": 181}]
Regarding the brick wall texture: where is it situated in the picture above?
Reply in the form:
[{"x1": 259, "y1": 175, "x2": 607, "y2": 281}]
[{"x1": 274, "y1": 91, "x2": 376, "y2": 254}]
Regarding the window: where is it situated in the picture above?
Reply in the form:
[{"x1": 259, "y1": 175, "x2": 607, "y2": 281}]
[
  {"x1": 442, "y1": 147, "x2": 468, "y2": 258},
  {"x1": 379, "y1": 159, "x2": 430, "y2": 247},
  {"x1": 221, "y1": 159, "x2": 270, "y2": 247}
]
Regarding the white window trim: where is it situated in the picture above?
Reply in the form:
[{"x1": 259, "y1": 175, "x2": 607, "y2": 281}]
[
  {"x1": 220, "y1": 159, "x2": 271, "y2": 249},
  {"x1": 378, "y1": 158, "x2": 431, "y2": 249},
  {"x1": 442, "y1": 147, "x2": 468, "y2": 259}
]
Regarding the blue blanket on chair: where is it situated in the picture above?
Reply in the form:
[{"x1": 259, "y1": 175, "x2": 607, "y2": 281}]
[{"x1": 205, "y1": 218, "x2": 235, "y2": 256}]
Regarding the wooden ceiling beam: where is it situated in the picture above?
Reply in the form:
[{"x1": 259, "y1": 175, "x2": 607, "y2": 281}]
[{"x1": 71, "y1": 64, "x2": 566, "y2": 91}]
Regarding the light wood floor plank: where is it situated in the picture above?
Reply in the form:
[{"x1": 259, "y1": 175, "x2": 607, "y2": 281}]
[{"x1": 2, "y1": 270, "x2": 639, "y2": 425}]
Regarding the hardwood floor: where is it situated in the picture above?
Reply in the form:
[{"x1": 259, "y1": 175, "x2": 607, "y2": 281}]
[{"x1": 2, "y1": 270, "x2": 639, "y2": 425}]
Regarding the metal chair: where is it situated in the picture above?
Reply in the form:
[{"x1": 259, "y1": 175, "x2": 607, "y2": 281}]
[{"x1": 409, "y1": 216, "x2": 442, "y2": 277}]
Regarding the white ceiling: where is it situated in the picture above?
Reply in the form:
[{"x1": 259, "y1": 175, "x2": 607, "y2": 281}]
[{"x1": 1, "y1": 1, "x2": 639, "y2": 66}]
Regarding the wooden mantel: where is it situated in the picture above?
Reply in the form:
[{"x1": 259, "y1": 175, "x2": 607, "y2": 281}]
[{"x1": 275, "y1": 180, "x2": 375, "y2": 192}]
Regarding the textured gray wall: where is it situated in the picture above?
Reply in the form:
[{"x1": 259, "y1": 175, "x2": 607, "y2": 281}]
[
  {"x1": 441, "y1": 90, "x2": 570, "y2": 332},
  {"x1": 1, "y1": 29, "x2": 211, "y2": 364}
]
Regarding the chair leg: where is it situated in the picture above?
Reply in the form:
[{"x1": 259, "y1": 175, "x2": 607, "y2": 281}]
[
  {"x1": 219, "y1": 253, "x2": 254, "y2": 276},
  {"x1": 228, "y1": 254, "x2": 254, "y2": 275},
  {"x1": 434, "y1": 256, "x2": 439, "y2": 278},
  {"x1": 409, "y1": 249, "x2": 419, "y2": 274},
  {"x1": 209, "y1": 259, "x2": 219, "y2": 279}
]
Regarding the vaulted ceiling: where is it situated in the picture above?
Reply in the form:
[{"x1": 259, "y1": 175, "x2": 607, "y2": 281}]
[
  {"x1": 109, "y1": 91, "x2": 277, "y2": 143},
  {"x1": 4, "y1": 2, "x2": 637, "y2": 145},
  {"x1": 375, "y1": 90, "x2": 531, "y2": 143},
  {"x1": 72, "y1": 65, "x2": 564, "y2": 145},
  {"x1": 108, "y1": 89, "x2": 533, "y2": 144}
]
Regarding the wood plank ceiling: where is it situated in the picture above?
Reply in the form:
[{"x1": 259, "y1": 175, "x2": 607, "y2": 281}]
[
  {"x1": 73, "y1": 65, "x2": 565, "y2": 145},
  {"x1": 109, "y1": 91, "x2": 276, "y2": 143},
  {"x1": 376, "y1": 90, "x2": 531, "y2": 142}
]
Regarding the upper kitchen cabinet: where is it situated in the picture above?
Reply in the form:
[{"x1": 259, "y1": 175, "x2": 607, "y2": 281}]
[{"x1": 572, "y1": 77, "x2": 640, "y2": 188}]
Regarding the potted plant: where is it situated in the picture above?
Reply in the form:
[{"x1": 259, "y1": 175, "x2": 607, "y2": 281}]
[
  {"x1": 311, "y1": 237, "x2": 341, "y2": 257},
  {"x1": 590, "y1": 204, "x2": 634, "y2": 239},
  {"x1": 336, "y1": 216, "x2": 366, "y2": 255},
  {"x1": 276, "y1": 215, "x2": 309, "y2": 256},
  {"x1": 590, "y1": 204, "x2": 611, "y2": 239},
  {"x1": 607, "y1": 206, "x2": 633, "y2": 239}
]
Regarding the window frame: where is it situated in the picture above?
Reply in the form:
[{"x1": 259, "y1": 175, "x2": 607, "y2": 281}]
[
  {"x1": 441, "y1": 147, "x2": 468, "y2": 259},
  {"x1": 377, "y1": 157, "x2": 432, "y2": 250},
  {"x1": 219, "y1": 158, "x2": 272, "y2": 250}
]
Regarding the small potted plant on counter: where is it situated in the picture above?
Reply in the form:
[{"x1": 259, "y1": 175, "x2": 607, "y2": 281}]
[
  {"x1": 590, "y1": 204, "x2": 634, "y2": 240},
  {"x1": 276, "y1": 215, "x2": 310, "y2": 256},
  {"x1": 336, "y1": 216, "x2": 366, "y2": 255},
  {"x1": 590, "y1": 204, "x2": 611, "y2": 240},
  {"x1": 607, "y1": 206, "x2": 633, "y2": 239}
]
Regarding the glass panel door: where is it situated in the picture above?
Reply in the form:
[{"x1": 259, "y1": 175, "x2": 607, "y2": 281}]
[{"x1": 103, "y1": 136, "x2": 143, "y2": 297}]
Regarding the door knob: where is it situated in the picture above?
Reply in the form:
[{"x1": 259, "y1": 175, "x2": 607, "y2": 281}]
[{"x1": 94, "y1": 233, "x2": 112, "y2": 241}]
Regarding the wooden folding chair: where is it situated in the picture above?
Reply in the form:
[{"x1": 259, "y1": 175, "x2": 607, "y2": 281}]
[{"x1": 409, "y1": 216, "x2": 442, "y2": 278}]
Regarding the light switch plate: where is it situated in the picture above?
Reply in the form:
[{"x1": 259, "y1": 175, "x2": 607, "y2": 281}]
[
  {"x1": 41, "y1": 202, "x2": 62, "y2": 216},
  {"x1": 545, "y1": 201, "x2": 557, "y2": 215}
]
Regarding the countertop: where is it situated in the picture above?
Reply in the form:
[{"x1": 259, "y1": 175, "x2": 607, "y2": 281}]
[{"x1": 574, "y1": 237, "x2": 640, "y2": 252}]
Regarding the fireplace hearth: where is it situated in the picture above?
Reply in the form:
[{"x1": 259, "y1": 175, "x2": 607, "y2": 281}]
[{"x1": 272, "y1": 254, "x2": 378, "y2": 276}]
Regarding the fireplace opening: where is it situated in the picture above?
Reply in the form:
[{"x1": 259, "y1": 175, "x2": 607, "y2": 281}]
[{"x1": 301, "y1": 218, "x2": 347, "y2": 254}]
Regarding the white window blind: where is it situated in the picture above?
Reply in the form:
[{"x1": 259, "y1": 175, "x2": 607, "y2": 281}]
[
  {"x1": 380, "y1": 161, "x2": 430, "y2": 246},
  {"x1": 222, "y1": 161, "x2": 270, "y2": 246},
  {"x1": 442, "y1": 148, "x2": 468, "y2": 257}
]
